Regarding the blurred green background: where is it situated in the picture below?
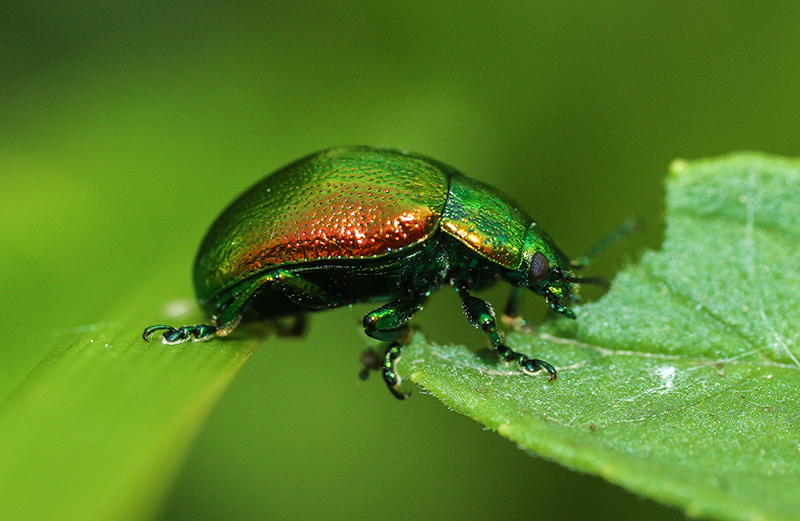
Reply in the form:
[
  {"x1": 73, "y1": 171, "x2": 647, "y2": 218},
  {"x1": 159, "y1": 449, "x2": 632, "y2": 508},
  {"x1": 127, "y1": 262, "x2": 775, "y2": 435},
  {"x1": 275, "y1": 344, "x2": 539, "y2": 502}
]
[{"x1": 2, "y1": 2, "x2": 799, "y2": 520}]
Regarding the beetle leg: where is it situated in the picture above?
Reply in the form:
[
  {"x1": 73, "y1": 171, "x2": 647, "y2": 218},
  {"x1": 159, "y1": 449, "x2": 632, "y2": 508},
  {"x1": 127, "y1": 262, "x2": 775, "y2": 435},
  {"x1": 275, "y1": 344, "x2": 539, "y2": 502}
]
[
  {"x1": 146, "y1": 270, "x2": 278, "y2": 345},
  {"x1": 545, "y1": 294, "x2": 577, "y2": 319},
  {"x1": 144, "y1": 270, "x2": 332, "y2": 345},
  {"x1": 358, "y1": 348, "x2": 383, "y2": 381},
  {"x1": 142, "y1": 324, "x2": 218, "y2": 344},
  {"x1": 501, "y1": 287, "x2": 529, "y2": 331},
  {"x1": 362, "y1": 300, "x2": 423, "y2": 342},
  {"x1": 211, "y1": 273, "x2": 277, "y2": 336},
  {"x1": 379, "y1": 342, "x2": 409, "y2": 400},
  {"x1": 213, "y1": 269, "x2": 333, "y2": 336},
  {"x1": 268, "y1": 269, "x2": 335, "y2": 310},
  {"x1": 362, "y1": 299, "x2": 425, "y2": 400},
  {"x1": 275, "y1": 314, "x2": 308, "y2": 337},
  {"x1": 453, "y1": 281, "x2": 557, "y2": 381}
]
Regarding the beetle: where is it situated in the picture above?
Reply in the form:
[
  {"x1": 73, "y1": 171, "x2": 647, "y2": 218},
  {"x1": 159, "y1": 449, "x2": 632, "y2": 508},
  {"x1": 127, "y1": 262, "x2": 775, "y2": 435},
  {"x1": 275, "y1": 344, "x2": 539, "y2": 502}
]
[{"x1": 144, "y1": 146, "x2": 618, "y2": 399}]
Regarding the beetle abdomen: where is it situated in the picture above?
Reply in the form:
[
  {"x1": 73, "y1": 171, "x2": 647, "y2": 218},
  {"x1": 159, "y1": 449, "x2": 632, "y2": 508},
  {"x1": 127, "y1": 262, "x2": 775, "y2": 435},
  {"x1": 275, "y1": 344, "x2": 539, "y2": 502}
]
[{"x1": 194, "y1": 147, "x2": 454, "y2": 302}]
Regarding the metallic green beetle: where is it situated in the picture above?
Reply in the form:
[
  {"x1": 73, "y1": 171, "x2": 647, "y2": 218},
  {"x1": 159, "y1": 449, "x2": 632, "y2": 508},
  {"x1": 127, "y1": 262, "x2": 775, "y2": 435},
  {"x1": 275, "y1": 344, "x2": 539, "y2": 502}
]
[{"x1": 144, "y1": 146, "x2": 611, "y2": 399}]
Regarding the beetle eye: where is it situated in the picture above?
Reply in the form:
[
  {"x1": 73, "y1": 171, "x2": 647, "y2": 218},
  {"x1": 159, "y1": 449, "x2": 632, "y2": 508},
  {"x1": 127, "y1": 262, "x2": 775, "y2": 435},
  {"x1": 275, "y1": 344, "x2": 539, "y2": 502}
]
[{"x1": 530, "y1": 251, "x2": 550, "y2": 282}]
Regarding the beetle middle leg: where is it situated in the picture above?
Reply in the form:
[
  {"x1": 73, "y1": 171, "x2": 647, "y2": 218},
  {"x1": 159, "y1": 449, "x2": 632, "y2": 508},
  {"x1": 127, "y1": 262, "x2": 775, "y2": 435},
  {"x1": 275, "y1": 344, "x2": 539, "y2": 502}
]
[
  {"x1": 453, "y1": 280, "x2": 556, "y2": 380},
  {"x1": 361, "y1": 299, "x2": 425, "y2": 400}
]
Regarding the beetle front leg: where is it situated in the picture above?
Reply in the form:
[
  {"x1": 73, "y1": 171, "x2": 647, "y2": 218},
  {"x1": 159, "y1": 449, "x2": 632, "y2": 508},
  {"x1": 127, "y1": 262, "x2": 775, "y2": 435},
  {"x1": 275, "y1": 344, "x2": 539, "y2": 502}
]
[
  {"x1": 453, "y1": 281, "x2": 557, "y2": 380},
  {"x1": 361, "y1": 299, "x2": 425, "y2": 400}
]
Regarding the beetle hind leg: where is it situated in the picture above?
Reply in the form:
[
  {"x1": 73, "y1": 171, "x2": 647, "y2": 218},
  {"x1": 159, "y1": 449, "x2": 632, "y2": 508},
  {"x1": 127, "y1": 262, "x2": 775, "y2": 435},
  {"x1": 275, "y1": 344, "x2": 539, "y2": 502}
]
[
  {"x1": 142, "y1": 324, "x2": 218, "y2": 344},
  {"x1": 143, "y1": 270, "x2": 279, "y2": 345}
]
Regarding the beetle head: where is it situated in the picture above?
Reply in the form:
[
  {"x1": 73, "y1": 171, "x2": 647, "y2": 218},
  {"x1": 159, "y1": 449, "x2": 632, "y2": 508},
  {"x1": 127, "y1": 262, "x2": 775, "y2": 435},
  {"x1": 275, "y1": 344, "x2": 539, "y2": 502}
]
[
  {"x1": 527, "y1": 251, "x2": 577, "y2": 318},
  {"x1": 514, "y1": 223, "x2": 578, "y2": 318}
]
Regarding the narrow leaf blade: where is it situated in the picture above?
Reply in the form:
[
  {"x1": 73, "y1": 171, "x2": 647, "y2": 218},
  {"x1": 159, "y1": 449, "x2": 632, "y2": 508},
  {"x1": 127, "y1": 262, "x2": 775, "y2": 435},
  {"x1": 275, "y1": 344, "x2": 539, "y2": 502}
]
[{"x1": 0, "y1": 294, "x2": 264, "y2": 521}]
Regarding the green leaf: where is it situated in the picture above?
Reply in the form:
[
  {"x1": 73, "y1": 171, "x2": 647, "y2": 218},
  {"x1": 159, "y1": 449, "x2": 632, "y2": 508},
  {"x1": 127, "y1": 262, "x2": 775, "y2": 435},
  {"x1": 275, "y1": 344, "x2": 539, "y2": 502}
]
[
  {"x1": 0, "y1": 278, "x2": 266, "y2": 521},
  {"x1": 399, "y1": 153, "x2": 800, "y2": 521}
]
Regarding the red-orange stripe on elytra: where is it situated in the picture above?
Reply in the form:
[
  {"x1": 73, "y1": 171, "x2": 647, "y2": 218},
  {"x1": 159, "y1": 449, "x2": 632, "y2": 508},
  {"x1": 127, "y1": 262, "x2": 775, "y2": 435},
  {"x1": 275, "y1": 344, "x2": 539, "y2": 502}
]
[{"x1": 236, "y1": 205, "x2": 437, "y2": 274}]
